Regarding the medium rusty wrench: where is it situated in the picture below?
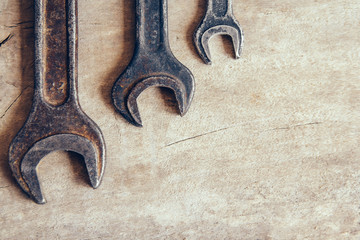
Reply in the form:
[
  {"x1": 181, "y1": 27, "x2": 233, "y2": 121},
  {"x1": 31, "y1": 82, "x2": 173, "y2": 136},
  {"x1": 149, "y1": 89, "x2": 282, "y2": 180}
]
[
  {"x1": 194, "y1": 0, "x2": 243, "y2": 64},
  {"x1": 112, "y1": 0, "x2": 195, "y2": 127},
  {"x1": 8, "y1": 0, "x2": 105, "y2": 204}
]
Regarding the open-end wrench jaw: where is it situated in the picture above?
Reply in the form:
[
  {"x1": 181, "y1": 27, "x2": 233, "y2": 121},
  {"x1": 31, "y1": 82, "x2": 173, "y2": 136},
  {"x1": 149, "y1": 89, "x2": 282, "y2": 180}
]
[
  {"x1": 9, "y1": 101, "x2": 106, "y2": 204},
  {"x1": 112, "y1": 0, "x2": 195, "y2": 127},
  {"x1": 194, "y1": 0, "x2": 243, "y2": 64},
  {"x1": 112, "y1": 50, "x2": 194, "y2": 127}
]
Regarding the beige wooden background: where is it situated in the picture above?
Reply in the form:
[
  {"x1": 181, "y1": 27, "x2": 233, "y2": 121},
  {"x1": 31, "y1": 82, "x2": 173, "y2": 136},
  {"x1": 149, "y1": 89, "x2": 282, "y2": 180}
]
[{"x1": 0, "y1": 0, "x2": 359, "y2": 239}]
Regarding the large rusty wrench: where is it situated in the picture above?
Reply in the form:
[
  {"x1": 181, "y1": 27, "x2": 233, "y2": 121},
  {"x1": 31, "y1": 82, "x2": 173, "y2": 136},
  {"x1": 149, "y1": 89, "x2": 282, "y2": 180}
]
[
  {"x1": 112, "y1": 0, "x2": 195, "y2": 127},
  {"x1": 194, "y1": 0, "x2": 243, "y2": 64},
  {"x1": 8, "y1": 0, "x2": 106, "y2": 204}
]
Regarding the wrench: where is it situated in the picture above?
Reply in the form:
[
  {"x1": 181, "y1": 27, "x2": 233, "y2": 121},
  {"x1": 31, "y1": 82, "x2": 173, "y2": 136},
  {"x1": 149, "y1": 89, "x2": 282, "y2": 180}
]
[
  {"x1": 194, "y1": 0, "x2": 243, "y2": 64},
  {"x1": 112, "y1": 0, "x2": 195, "y2": 127},
  {"x1": 8, "y1": 0, "x2": 106, "y2": 204}
]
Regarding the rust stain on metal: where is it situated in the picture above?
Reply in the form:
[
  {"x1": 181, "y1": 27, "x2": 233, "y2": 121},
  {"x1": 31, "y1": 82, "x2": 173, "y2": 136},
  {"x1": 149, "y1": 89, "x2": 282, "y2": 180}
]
[{"x1": 43, "y1": 0, "x2": 68, "y2": 106}]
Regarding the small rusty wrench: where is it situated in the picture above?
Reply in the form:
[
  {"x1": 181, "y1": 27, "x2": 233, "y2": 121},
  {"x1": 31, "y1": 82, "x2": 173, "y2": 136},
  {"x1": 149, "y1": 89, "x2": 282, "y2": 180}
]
[
  {"x1": 8, "y1": 0, "x2": 105, "y2": 204},
  {"x1": 194, "y1": 0, "x2": 243, "y2": 64},
  {"x1": 112, "y1": 0, "x2": 195, "y2": 127}
]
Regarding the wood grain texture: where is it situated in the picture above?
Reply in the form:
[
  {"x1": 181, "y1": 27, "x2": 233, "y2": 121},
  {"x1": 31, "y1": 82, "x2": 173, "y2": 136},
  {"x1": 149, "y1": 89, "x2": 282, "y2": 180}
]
[{"x1": 0, "y1": 0, "x2": 359, "y2": 239}]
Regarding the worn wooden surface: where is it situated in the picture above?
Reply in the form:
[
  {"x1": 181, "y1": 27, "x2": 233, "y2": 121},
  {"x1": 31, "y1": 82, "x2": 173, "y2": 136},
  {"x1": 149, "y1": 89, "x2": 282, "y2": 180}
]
[{"x1": 0, "y1": 0, "x2": 359, "y2": 239}]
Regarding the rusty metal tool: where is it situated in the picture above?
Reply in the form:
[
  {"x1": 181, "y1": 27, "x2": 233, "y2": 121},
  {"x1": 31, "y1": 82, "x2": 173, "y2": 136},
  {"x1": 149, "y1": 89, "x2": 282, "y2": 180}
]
[
  {"x1": 112, "y1": 0, "x2": 195, "y2": 127},
  {"x1": 194, "y1": 0, "x2": 243, "y2": 64},
  {"x1": 8, "y1": 0, "x2": 105, "y2": 204}
]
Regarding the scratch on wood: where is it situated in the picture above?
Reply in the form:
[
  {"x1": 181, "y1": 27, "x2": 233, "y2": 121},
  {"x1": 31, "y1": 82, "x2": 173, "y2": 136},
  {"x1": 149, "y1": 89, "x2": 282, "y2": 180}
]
[
  {"x1": 166, "y1": 126, "x2": 233, "y2": 147},
  {"x1": 268, "y1": 122, "x2": 323, "y2": 131},
  {"x1": 0, "y1": 34, "x2": 13, "y2": 47},
  {"x1": 6, "y1": 20, "x2": 34, "y2": 28},
  {"x1": 166, "y1": 122, "x2": 323, "y2": 147},
  {"x1": 0, "y1": 85, "x2": 32, "y2": 119}
]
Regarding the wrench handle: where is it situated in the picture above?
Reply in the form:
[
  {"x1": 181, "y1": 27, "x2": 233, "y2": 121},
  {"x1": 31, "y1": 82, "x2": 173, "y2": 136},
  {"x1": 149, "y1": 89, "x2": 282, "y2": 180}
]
[
  {"x1": 135, "y1": 0, "x2": 169, "y2": 54},
  {"x1": 34, "y1": 0, "x2": 78, "y2": 106},
  {"x1": 207, "y1": 0, "x2": 232, "y2": 18}
]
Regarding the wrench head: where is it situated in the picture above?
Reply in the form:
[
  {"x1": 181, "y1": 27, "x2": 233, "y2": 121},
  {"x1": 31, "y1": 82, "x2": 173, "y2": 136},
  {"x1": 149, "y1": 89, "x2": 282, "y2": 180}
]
[
  {"x1": 19, "y1": 134, "x2": 99, "y2": 204},
  {"x1": 194, "y1": 19, "x2": 243, "y2": 64},
  {"x1": 9, "y1": 104, "x2": 106, "y2": 204},
  {"x1": 127, "y1": 76, "x2": 190, "y2": 126},
  {"x1": 112, "y1": 55, "x2": 195, "y2": 127}
]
